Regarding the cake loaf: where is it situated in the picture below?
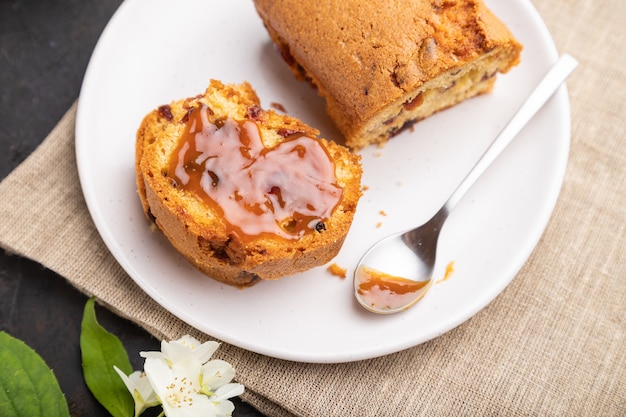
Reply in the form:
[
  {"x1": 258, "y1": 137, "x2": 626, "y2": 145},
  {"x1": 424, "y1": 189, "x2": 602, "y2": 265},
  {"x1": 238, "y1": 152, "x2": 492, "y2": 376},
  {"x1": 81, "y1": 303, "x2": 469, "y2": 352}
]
[
  {"x1": 254, "y1": 0, "x2": 522, "y2": 149},
  {"x1": 136, "y1": 80, "x2": 362, "y2": 287}
]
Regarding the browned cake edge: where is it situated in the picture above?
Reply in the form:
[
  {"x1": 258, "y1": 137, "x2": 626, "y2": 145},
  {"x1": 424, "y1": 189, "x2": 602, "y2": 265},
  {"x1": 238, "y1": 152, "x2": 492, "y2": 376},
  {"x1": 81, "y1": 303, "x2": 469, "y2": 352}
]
[{"x1": 136, "y1": 80, "x2": 363, "y2": 287}]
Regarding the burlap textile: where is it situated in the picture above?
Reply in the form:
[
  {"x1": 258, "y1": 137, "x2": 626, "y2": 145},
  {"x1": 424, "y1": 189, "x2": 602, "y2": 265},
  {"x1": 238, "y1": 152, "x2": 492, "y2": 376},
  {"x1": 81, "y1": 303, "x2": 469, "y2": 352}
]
[{"x1": 0, "y1": 0, "x2": 624, "y2": 415}]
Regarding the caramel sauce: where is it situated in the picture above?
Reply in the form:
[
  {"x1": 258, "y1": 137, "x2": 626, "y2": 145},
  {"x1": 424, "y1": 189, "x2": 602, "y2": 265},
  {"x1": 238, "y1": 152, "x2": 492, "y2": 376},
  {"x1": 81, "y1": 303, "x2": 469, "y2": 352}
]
[
  {"x1": 357, "y1": 265, "x2": 432, "y2": 312},
  {"x1": 436, "y1": 261, "x2": 455, "y2": 284},
  {"x1": 168, "y1": 105, "x2": 342, "y2": 241}
]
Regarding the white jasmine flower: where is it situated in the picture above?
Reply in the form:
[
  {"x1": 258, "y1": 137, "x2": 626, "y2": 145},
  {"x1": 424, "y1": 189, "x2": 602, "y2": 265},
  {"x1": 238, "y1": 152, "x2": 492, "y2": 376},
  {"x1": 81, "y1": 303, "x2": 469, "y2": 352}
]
[
  {"x1": 113, "y1": 367, "x2": 159, "y2": 417},
  {"x1": 132, "y1": 335, "x2": 244, "y2": 417}
]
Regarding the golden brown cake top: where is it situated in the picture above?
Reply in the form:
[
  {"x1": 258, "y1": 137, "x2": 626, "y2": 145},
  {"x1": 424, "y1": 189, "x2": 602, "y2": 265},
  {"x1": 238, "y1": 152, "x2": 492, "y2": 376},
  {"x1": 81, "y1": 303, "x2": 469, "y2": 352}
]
[{"x1": 254, "y1": 0, "x2": 521, "y2": 130}]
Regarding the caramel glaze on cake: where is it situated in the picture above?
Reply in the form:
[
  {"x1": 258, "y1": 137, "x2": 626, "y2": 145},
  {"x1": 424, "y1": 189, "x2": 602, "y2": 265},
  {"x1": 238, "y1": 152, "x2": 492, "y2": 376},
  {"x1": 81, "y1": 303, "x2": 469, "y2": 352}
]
[
  {"x1": 136, "y1": 80, "x2": 362, "y2": 287},
  {"x1": 254, "y1": 0, "x2": 522, "y2": 149}
]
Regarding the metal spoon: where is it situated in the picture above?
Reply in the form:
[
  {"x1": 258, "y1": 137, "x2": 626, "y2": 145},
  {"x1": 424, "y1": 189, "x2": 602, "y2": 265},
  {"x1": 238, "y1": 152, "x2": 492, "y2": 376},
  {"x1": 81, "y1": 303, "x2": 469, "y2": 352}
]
[{"x1": 354, "y1": 54, "x2": 578, "y2": 314}]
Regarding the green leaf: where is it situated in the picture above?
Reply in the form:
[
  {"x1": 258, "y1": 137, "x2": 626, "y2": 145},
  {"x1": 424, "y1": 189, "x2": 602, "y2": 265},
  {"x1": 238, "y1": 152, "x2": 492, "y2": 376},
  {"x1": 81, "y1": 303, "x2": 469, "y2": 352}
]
[
  {"x1": 80, "y1": 298, "x2": 134, "y2": 417},
  {"x1": 0, "y1": 331, "x2": 69, "y2": 417}
]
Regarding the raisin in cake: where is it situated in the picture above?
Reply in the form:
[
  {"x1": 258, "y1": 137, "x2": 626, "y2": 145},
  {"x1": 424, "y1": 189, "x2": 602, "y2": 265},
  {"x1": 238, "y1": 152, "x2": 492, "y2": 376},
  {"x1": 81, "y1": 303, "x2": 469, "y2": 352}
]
[
  {"x1": 254, "y1": 0, "x2": 522, "y2": 149},
  {"x1": 136, "y1": 80, "x2": 362, "y2": 287}
]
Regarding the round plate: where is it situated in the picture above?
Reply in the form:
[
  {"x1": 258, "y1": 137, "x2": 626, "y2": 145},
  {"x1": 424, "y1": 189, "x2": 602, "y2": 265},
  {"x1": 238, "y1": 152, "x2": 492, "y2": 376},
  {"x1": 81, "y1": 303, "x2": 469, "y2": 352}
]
[{"x1": 76, "y1": 0, "x2": 570, "y2": 363}]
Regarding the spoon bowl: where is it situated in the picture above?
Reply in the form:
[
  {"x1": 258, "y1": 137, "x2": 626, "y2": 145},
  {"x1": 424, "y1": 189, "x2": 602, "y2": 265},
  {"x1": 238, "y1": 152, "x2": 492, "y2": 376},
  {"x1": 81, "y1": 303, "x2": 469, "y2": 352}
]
[{"x1": 354, "y1": 54, "x2": 578, "y2": 314}]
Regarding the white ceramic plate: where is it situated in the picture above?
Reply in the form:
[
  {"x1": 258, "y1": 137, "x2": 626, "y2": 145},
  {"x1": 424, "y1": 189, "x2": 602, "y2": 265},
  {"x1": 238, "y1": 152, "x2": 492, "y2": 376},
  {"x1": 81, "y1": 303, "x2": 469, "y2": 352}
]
[{"x1": 76, "y1": 0, "x2": 570, "y2": 363}]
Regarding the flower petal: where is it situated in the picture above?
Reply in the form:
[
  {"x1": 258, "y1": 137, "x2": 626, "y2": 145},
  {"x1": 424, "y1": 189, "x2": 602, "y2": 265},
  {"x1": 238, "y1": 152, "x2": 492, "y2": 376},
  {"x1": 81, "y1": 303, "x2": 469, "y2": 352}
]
[
  {"x1": 139, "y1": 350, "x2": 164, "y2": 360},
  {"x1": 113, "y1": 367, "x2": 159, "y2": 417},
  {"x1": 113, "y1": 366, "x2": 135, "y2": 393},
  {"x1": 202, "y1": 359, "x2": 236, "y2": 389},
  {"x1": 127, "y1": 371, "x2": 159, "y2": 405},
  {"x1": 212, "y1": 399, "x2": 236, "y2": 417},
  {"x1": 211, "y1": 383, "x2": 245, "y2": 402},
  {"x1": 161, "y1": 336, "x2": 220, "y2": 364},
  {"x1": 192, "y1": 340, "x2": 220, "y2": 364}
]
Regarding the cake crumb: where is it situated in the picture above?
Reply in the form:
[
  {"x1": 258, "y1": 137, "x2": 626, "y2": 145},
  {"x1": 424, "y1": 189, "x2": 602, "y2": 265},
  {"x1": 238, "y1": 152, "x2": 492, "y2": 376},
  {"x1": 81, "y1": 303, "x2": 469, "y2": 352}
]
[
  {"x1": 327, "y1": 263, "x2": 347, "y2": 279},
  {"x1": 376, "y1": 222, "x2": 383, "y2": 228},
  {"x1": 379, "y1": 210, "x2": 387, "y2": 216},
  {"x1": 362, "y1": 185, "x2": 370, "y2": 192}
]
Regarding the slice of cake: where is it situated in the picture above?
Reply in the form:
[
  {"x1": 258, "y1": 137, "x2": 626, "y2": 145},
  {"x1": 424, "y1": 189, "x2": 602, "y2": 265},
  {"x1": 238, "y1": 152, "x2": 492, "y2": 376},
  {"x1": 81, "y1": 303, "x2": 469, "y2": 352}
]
[
  {"x1": 136, "y1": 80, "x2": 362, "y2": 287},
  {"x1": 254, "y1": 0, "x2": 522, "y2": 149}
]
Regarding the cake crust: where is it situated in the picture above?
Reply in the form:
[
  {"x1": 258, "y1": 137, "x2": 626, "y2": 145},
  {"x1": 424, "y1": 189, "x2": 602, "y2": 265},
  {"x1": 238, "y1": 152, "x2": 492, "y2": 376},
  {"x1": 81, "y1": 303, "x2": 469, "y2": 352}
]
[
  {"x1": 254, "y1": 0, "x2": 522, "y2": 149},
  {"x1": 136, "y1": 80, "x2": 362, "y2": 287}
]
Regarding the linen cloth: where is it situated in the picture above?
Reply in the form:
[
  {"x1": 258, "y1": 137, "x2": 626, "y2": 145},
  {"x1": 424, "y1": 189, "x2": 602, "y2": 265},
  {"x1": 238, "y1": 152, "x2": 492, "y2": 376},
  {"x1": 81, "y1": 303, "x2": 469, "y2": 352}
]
[{"x1": 1, "y1": 0, "x2": 624, "y2": 415}]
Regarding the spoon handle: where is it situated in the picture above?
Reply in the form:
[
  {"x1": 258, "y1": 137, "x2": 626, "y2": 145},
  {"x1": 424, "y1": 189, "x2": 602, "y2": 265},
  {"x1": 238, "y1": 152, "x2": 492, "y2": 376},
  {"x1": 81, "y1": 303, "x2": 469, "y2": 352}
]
[{"x1": 445, "y1": 54, "x2": 578, "y2": 211}]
